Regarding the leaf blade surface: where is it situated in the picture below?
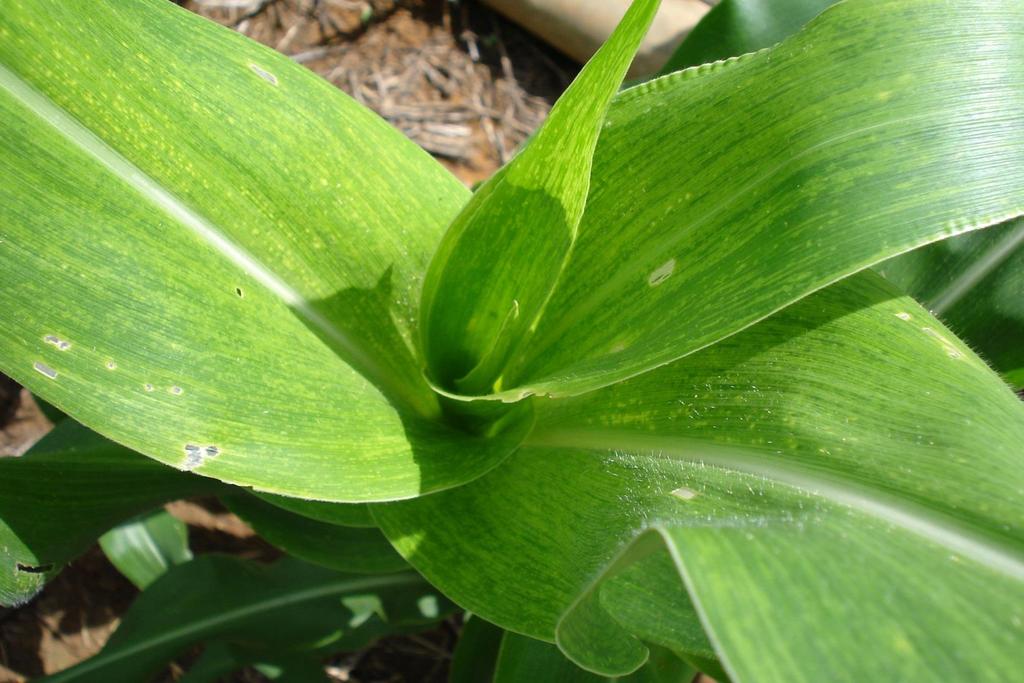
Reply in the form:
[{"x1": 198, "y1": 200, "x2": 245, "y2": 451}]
[
  {"x1": 375, "y1": 273, "x2": 1024, "y2": 679},
  {"x1": 419, "y1": 0, "x2": 660, "y2": 394},
  {"x1": 494, "y1": 0, "x2": 1024, "y2": 398},
  {"x1": 0, "y1": 0, "x2": 528, "y2": 502}
]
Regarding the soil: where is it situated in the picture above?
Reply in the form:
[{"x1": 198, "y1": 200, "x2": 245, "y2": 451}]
[{"x1": 1, "y1": 1, "x2": 575, "y2": 681}]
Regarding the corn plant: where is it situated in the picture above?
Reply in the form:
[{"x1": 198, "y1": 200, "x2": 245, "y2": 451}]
[{"x1": 1, "y1": 0, "x2": 1023, "y2": 680}]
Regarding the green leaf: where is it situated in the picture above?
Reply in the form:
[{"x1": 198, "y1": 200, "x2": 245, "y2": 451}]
[
  {"x1": 450, "y1": 615, "x2": 505, "y2": 683},
  {"x1": 599, "y1": 553, "x2": 727, "y2": 680},
  {"x1": 659, "y1": 0, "x2": 1024, "y2": 391},
  {"x1": 39, "y1": 555, "x2": 452, "y2": 683},
  {"x1": 659, "y1": 0, "x2": 834, "y2": 74},
  {"x1": 223, "y1": 493, "x2": 408, "y2": 574},
  {"x1": 877, "y1": 218, "x2": 1024, "y2": 389},
  {"x1": 173, "y1": 642, "x2": 247, "y2": 683},
  {"x1": 374, "y1": 272, "x2": 1024, "y2": 680},
  {"x1": 485, "y1": 0, "x2": 1024, "y2": 400},
  {"x1": 0, "y1": 0, "x2": 531, "y2": 502},
  {"x1": 33, "y1": 395, "x2": 68, "y2": 425},
  {"x1": 0, "y1": 420, "x2": 221, "y2": 607},
  {"x1": 254, "y1": 492, "x2": 376, "y2": 528},
  {"x1": 99, "y1": 508, "x2": 192, "y2": 589},
  {"x1": 495, "y1": 631, "x2": 695, "y2": 682},
  {"x1": 419, "y1": 0, "x2": 661, "y2": 395},
  {"x1": 451, "y1": 616, "x2": 695, "y2": 683}
]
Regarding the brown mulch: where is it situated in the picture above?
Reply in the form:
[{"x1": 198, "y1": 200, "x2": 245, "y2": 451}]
[{"x1": 0, "y1": 386, "x2": 50, "y2": 458}]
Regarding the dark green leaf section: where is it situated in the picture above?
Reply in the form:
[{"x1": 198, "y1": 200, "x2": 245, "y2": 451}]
[
  {"x1": 183, "y1": 648, "x2": 342, "y2": 683},
  {"x1": 877, "y1": 218, "x2": 1024, "y2": 389},
  {"x1": 40, "y1": 556, "x2": 452, "y2": 683},
  {"x1": 493, "y1": 0, "x2": 1024, "y2": 399},
  {"x1": 224, "y1": 493, "x2": 407, "y2": 574},
  {"x1": 451, "y1": 616, "x2": 694, "y2": 683},
  {"x1": 601, "y1": 553, "x2": 726, "y2": 680},
  {"x1": 495, "y1": 631, "x2": 694, "y2": 682},
  {"x1": 376, "y1": 273, "x2": 1024, "y2": 680},
  {"x1": 449, "y1": 616, "x2": 505, "y2": 683},
  {"x1": 0, "y1": 421, "x2": 221, "y2": 607},
  {"x1": 99, "y1": 508, "x2": 193, "y2": 589},
  {"x1": 660, "y1": 0, "x2": 833, "y2": 74},
  {"x1": 0, "y1": 0, "x2": 532, "y2": 503},
  {"x1": 254, "y1": 492, "x2": 376, "y2": 528},
  {"x1": 419, "y1": 0, "x2": 660, "y2": 395}
]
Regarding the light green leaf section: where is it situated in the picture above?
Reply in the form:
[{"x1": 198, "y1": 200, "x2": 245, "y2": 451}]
[
  {"x1": 659, "y1": 0, "x2": 833, "y2": 74},
  {"x1": 419, "y1": 0, "x2": 660, "y2": 395},
  {"x1": 487, "y1": 0, "x2": 1024, "y2": 400},
  {"x1": 374, "y1": 273, "x2": 1024, "y2": 680},
  {"x1": 0, "y1": 420, "x2": 222, "y2": 607},
  {"x1": 658, "y1": 0, "x2": 1023, "y2": 391},
  {"x1": 0, "y1": 0, "x2": 532, "y2": 502},
  {"x1": 223, "y1": 493, "x2": 407, "y2": 574},
  {"x1": 40, "y1": 556, "x2": 452, "y2": 683},
  {"x1": 99, "y1": 508, "x2": 192, "y2": 589},
  {"x1": 877, "y1": 218, "x2": 1024, "y2": 389}
]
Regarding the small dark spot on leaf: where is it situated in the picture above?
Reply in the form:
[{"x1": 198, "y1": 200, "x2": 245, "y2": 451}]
[
  {"x1": 16, "y1": 562, "x2": 53, "y2": 574},
  {"x1": 235, "y1": 287, "x2": 244, "y2": 298}
]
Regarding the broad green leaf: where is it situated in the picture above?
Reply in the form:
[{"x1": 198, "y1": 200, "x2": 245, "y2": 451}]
[
  {"x1": 485, "y1": 0, "x2": 1024, "y2": 399},
  {"x1": 877, "y1": 218, "x2": 1024, "y2": 389},
  {"x1": 659, "y1": 0, "x2": 1023, "y2": 390},
  {"x1": 254, "y1": 492, "x2": 376, "y2": 528},
  {"x1": 659, "y1": 0, "x2": 833, "y2": 74},
  {"x1": 374, "y1": 273, "x2": 1024, "y2": 680},
  {"x1": 223, "y1": 493, "x2": 407, "y2": 574},
  {"x1": 40, "y1": 555, "x2": 452, "y2": 682},
  {"x1": 99, "y1": 508, "x2": 192, "y2": 589},
  {"x1": 495, "y1": 632, "x2": 694, "y2": 682},
  {"x1": 0, "y1": 420, "x2": 221, "y2": 607},
  {"x1": 0, "y1": 0, "x2": 531, "y2": 502},
  {"x1": 419, "y1": 0, "x2": 660, "y2": 395}
]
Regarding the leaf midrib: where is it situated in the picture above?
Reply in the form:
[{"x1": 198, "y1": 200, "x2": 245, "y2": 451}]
[
  {"x1": 46, "y1": 571, "x2": 425, "y2": 681},
  {"x1": 0, "y1": 62, "x2": 424, "y2": 414},
  {"x1": 528, "y1": 428, "x2": 1024, "y2": 581}
]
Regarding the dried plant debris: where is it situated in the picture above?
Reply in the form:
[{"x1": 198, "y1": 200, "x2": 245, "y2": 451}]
[{"x1": 179, "y1": 0, "x2": 575, "y2": 182}]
